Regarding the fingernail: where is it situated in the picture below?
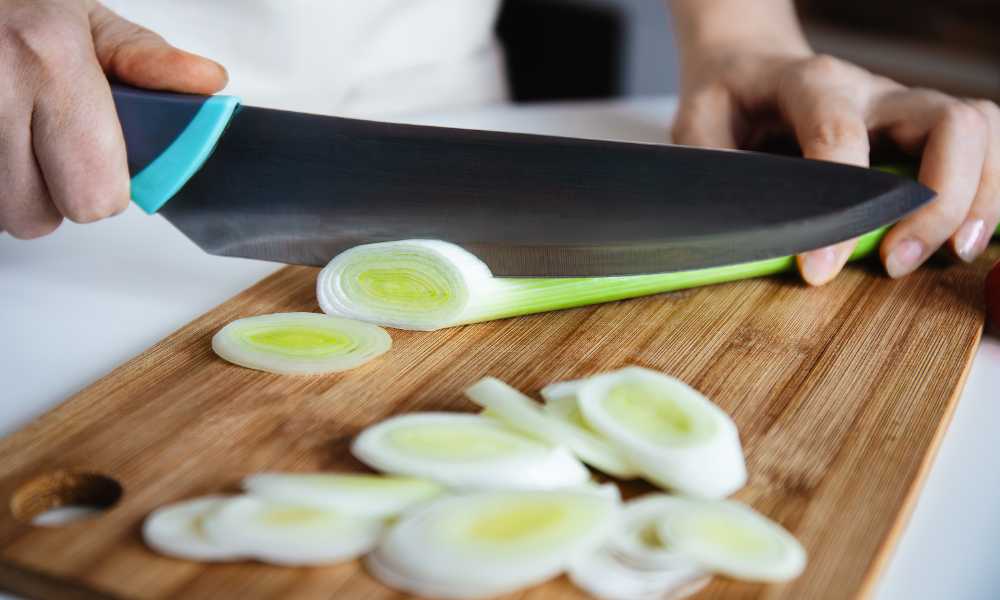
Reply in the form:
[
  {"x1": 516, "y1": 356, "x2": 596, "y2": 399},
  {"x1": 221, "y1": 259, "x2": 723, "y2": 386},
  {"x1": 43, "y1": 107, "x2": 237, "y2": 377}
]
[
  {"x1": 885, "y1": 239, "x2": 925, "y2": 278},
  {"x1": 800, "y1": 246, "x2": 838, "y2": 285},
  {"x1": 954, "y1": 219, "x2": 987, "y2": 263}
]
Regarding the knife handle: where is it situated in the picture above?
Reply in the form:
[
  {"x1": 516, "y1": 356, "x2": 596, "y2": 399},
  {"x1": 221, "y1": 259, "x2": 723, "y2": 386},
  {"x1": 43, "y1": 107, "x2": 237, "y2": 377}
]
[{"x1": 111, "y1": 84, "x2": 241, "y2": 214}]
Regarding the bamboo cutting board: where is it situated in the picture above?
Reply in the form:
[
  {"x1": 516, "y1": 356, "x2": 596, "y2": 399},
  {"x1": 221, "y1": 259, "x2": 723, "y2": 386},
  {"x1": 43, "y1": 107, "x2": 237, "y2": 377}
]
[{"x1": 0, "y1": 248, "x2": 995, "y2": 600}]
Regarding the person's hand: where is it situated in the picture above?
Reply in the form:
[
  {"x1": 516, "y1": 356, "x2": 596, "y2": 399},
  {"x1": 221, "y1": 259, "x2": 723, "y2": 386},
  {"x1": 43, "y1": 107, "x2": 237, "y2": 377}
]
[
  {"x1": 669, "y1": 2, "x2": 999, "y2": 285},
  {"x1": 0, "y1": 0, "x2": 227, "y2": 239}
]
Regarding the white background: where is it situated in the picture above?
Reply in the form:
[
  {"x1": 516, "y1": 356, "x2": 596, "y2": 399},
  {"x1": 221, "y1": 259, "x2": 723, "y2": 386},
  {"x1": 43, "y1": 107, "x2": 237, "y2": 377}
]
[{"x1": 2, "y1": 98, "x2": 999, "y2": 600}]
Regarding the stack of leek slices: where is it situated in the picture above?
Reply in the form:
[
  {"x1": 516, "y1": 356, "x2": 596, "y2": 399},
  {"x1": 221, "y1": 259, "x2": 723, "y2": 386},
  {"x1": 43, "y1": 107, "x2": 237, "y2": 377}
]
[{"x1": 144, "y1": 367, "x2": 805, "y2": 599}]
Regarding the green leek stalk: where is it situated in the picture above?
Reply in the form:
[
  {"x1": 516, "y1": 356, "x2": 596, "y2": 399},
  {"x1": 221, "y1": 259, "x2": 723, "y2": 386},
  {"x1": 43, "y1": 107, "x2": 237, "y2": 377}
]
[{"x1": 315, "y1": 231, "x2": 882, "y2": 331}]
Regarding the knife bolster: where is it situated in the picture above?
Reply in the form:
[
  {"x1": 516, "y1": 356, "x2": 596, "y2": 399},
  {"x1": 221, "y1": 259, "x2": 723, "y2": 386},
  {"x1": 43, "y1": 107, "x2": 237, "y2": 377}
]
[{"x1": 111, "y1": 85, "x2": 241, "y2": 214}]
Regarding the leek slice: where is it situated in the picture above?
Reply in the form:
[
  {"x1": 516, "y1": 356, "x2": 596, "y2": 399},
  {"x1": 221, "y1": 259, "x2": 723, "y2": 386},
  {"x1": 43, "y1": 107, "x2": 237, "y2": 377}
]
[
  {"x1": 201, "y1": 495, "x2": 382, "y2": 566},
  {"x1": 142, "y1": 496, "x2": 241, "y2": 561},
  {"x1": 577, "y1": 367, "x2": 747, "y2": 498},
  {"x1": 242, "y1": 473, "x2": 443, "y2": 519},
  {"x1": 212, "y1": 312, "x2": 391, "y2": 374},
  {"x1": 366, "y1": 549, "x2": 491, "y2": 599},
  {"x1": 610, "y1": 495, "x2": 706, "y2": 571},
  {"x1": 370, "y1": 490, "x2": 619, "y2": 597},
  {"x1": 540, "y1": 378, "x2": 587, "y2": 404},
  {"x1": 316, "y1": 232, "x2": 887, "y2": 331},
  {"x1": 568, "y1": 548, "x2": 709, "y2": 600},
  {"x1": 351, "y1": 413, "x2": 590, "y2": 490},
  {"x1": 466, "y1": 377, "x2": 638, "y2": 478},
  {"x1": 653, "y1": 496, "x2": 806, "y2": 582}
]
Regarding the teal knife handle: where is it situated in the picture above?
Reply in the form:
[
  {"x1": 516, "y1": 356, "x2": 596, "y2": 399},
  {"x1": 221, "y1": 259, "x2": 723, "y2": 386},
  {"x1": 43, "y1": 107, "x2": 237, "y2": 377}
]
[{"x1": 111, "y1": 84, "x2": 240, "y2": 214}]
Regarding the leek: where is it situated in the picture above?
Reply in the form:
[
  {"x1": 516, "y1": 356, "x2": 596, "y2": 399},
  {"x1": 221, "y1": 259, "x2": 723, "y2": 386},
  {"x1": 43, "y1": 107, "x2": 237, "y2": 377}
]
[{"x1": 317, "y1": 231, "x2": 887, "y2": 331}]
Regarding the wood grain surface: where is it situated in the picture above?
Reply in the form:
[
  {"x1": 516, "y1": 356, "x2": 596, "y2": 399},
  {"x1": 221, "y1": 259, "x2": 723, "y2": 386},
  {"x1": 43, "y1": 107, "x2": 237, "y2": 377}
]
[{"x1": 1, "y1": 247, "x2": 996, "y2": 600}]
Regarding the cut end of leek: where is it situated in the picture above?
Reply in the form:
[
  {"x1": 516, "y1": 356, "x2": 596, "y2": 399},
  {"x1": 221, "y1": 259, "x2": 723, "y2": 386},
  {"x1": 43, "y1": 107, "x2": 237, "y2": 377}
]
[
  {"x1": 317, "y1": 240, "x2": 493, "y2": 331},
  {"x1": 351, "y1": 413, "x2": 590, "y2": 490},
  {"x1": 242, "y1": 473, "x2": 443, "y2": 519},
  {"x1": 578, "y1": 367, "x2": 747, "y2": 498},
  {"x1": 370, "y1": 490, "x2": 620, "y2": 597},
  {"x1": 211, "y1": 312, "x2": 391, "y2": 375}
]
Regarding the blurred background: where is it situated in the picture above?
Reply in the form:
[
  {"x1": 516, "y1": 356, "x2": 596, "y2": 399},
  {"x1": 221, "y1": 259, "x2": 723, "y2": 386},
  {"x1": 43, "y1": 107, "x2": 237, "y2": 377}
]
[{"x1": 497, "y1": 0, "x2": 1000, "y2": 102}]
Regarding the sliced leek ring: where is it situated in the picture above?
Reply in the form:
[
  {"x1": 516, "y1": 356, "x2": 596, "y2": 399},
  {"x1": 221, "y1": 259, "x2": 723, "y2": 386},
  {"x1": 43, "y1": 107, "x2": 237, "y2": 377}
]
[
  {"x1": 211, "y1": 312, "x2": 391, "y2": 375},
  {"x1": 142, "y1": 496, "x2": 241, "y2": 561},
  {"x1": 653, "y1": 496, "x2": 807, "y2": 582},
  {"x1": 372, "y1": 490, "x2": 620, "y2": 596},
  {"x1": 201, "y1": 495, "x2": 383, "y2": 566},
  {"x1": 465, "y1": 377, "x2": 638, "y2": 478},
  {"x1": 317, "y1": 240, "x2": 494, "y2": 331},
  {"x1": 351, "y1": 413, "x2": 590, "y2": 490},
  {"x1": 610, "y1": 495, "x2": 706, "y2": 571},
  {"x1": 242, "y1": 473, "x2": 443, "y2": 519},
  {"x1": 577, "y1": 367, "x2": 747, "y2": 497},
  {"x1": 540, "y1": 377, "x2": 587, "y2": 404},
  {"x1": 366, "y1": 549, "x2": 495, "y2": 599},
  {"x1": 568, "y1": 547, "x2": 710, "y2": 600}
]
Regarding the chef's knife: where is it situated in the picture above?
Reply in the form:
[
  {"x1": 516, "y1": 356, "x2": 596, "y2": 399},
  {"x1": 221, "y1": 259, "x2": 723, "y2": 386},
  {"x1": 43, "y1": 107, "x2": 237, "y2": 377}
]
[{"x1": 112, "y1": 85, "x2": 933, "y2": 277}]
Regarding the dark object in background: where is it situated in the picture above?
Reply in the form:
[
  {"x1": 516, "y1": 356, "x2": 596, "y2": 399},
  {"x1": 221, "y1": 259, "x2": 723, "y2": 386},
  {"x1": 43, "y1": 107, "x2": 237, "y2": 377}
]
[
  {"x1": 987, "y1": 260, "x2": 1000, "y2": 336},
  {"x1": 798, "y1": 0, "x2": 1000, "y2": 55},
  {"x1": 796, "y1": 0, "x2": 1000, "y2": 101},
  {"x1": 497, "y1": 0, "x2": 624, "y2": 101}
]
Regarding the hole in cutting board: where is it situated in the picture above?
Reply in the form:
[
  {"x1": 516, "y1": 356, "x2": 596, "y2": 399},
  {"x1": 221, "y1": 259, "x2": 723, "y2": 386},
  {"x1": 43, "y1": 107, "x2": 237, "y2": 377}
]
[{"x1": 11, "y1": 470, "x2": 123, "y2": 526}]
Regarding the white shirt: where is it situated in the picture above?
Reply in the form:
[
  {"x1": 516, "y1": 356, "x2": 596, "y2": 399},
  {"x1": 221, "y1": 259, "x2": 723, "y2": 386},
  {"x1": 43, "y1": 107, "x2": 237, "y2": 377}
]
[{"x1": 100, "y1": 0, "x2": 508, "y2": 118}]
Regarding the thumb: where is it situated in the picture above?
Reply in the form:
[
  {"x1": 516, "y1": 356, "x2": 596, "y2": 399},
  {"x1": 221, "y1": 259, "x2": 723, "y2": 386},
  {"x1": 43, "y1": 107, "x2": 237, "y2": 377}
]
[{"x1": 88, "y1": 5, "x2": 228, "y2": 94}]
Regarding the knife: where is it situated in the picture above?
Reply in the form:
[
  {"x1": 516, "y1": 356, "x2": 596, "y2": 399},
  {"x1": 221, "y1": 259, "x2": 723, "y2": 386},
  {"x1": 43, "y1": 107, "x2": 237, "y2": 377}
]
[{"x1": 112, "y1": 84, "x2": 933, "y2": 277}]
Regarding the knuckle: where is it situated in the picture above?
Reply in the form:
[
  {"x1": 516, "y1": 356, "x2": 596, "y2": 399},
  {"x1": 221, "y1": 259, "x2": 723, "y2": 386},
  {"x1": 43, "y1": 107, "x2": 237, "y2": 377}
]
[
  {"x1": 968, "y1": 98, "x2": 1000, "y2": 123},
  {"x1": 805, "y1": 117, "x2": 868, "y2": 148},
  {"x1": 801, "y1": 54, "x2": 848, "y2": 79},
  {"x1": 941, "y1": 101, "x2": 988, "y2": 131},
  {"x1": 925, "y1": 196, "x2": 969, "y2": 229},
  {"x1": 0, "y1": 15, "x2": 89, "y2": 76},
  {"x1": 63, "y1": 190, "x2": 128, "y2": 223},
  {"x1": 3, "y1": 214, "x2": 62, "y2": 240}
]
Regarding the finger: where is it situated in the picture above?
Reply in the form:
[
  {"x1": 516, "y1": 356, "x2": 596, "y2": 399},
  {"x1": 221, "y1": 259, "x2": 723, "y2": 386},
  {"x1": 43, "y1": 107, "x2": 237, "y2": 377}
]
[
  {"x1": 31, "y1": 50, "x2": 131, "y2": 224},
  {"x1": 783, "y1": 89, "x2": 870, "y2": 285},
  {"x1": 795, "y1": 240, "x2": 858, "y2": 286},
  {"x1": 0, "y1": 112, "x2": 63, "y2": 239},
  {"x1": 89, "y1": 5, "x2": 228, "y2": 94},
  {"x1": 951, "y1": 99, "x2": 1000, "y2": 262},
  {"x1": 876, "y1": 95, "x2": 988, "y2": 277},
  {"x1": 671, "y1": 86, "x2": 740, "y2": 149}
]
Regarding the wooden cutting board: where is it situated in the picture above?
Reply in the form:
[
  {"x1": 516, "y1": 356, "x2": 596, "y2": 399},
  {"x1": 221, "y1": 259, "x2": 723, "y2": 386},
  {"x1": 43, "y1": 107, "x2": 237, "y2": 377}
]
[{"x1": 1, "y1": 247, "x2": 995, "y2": 600}]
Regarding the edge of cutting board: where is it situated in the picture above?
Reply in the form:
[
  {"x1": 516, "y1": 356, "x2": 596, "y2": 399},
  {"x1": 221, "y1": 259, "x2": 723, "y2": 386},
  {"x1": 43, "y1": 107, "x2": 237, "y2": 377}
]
[{"x1": 857, "y1": 323, "x2": 983, "y2": 598}]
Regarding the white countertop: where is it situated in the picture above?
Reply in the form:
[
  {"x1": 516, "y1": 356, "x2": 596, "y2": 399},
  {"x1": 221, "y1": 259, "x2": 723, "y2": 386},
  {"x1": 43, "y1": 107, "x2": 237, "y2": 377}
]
[{"x1": 2, "y1": 98, "x2": 998, "y2": 600}]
